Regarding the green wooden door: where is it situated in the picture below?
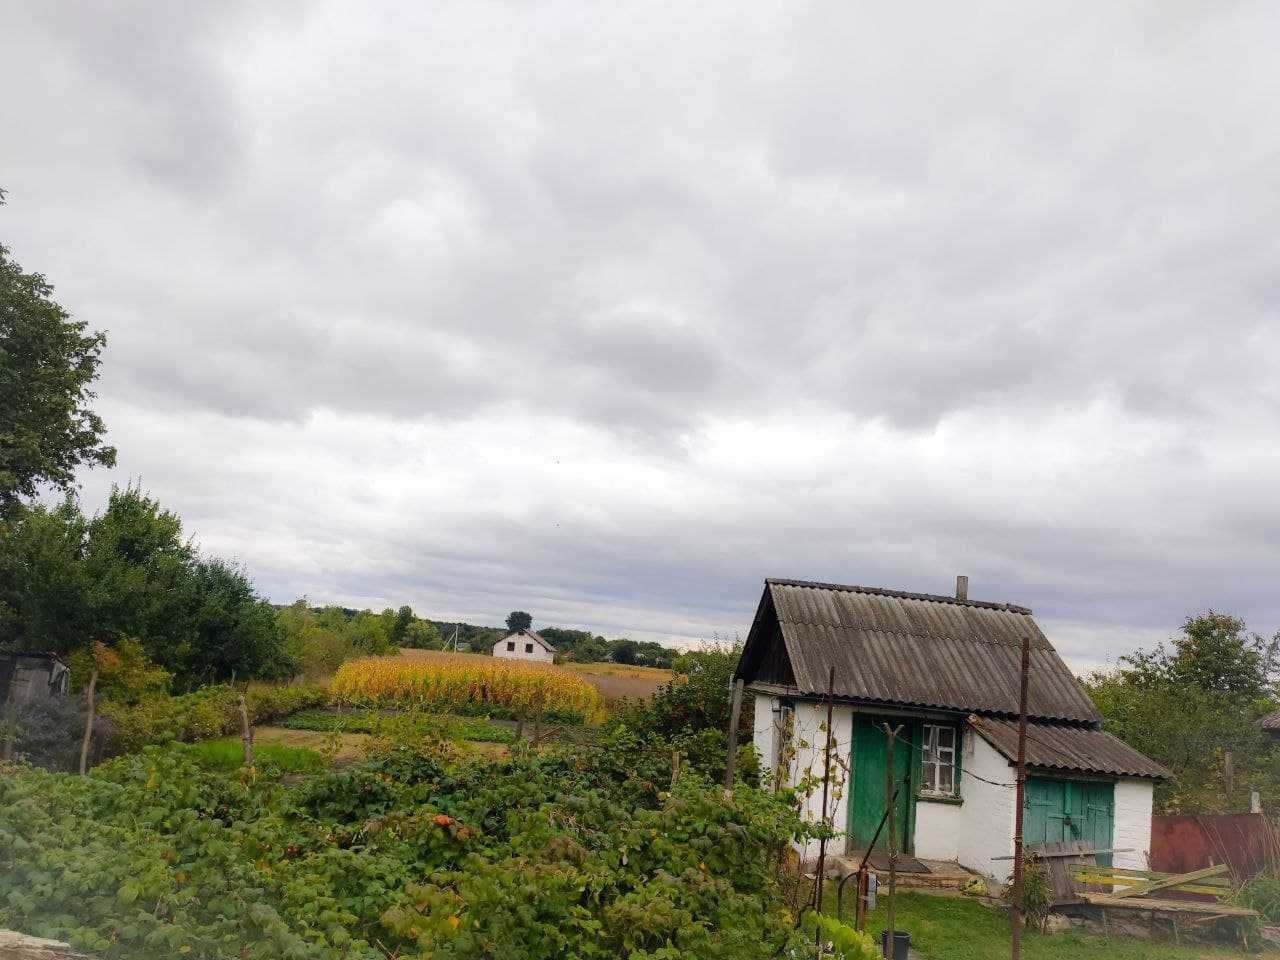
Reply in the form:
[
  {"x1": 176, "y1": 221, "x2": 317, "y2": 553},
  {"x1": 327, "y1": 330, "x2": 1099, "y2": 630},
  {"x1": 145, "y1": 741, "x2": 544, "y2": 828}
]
[
  {"x1": 1024, "y1": 778, "x2": 1114, "y2": 866},
  {"x1": 848, "y1": 718, "x2": 914, "y2": 853}
]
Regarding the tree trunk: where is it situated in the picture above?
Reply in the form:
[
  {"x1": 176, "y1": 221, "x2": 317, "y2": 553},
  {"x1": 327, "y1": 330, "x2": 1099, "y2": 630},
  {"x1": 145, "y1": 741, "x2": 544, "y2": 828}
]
[{"x1": 78, "y1": 668, "x2": 98, "y2": 775}]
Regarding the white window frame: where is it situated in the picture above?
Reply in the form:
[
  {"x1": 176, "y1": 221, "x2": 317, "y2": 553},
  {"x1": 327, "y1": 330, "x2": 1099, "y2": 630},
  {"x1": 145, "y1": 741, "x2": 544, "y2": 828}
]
[{"x1": 921, "y1": 723, "x2": 958, "y2": 796}]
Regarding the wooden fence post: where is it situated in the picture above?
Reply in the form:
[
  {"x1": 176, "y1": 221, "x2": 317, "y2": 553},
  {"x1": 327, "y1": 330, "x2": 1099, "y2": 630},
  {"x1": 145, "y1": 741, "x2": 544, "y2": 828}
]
[
  {"x1": 723, "y1": 678, "x2": 745, "y2": 794},
  {"x1": 78, "y1": 668, "x2": 98, "y2": 776},
  {"x1": 238, "y1": 694, "x2": 253, "y2": 766}
]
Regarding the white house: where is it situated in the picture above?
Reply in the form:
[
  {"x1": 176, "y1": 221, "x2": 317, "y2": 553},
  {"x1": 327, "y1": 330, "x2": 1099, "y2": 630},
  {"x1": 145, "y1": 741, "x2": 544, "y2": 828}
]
[
  {"x1": 739, "y1": 577, "x2": 1168, "y2": 883},
  {"x1": 492, "y1": 628, "x2": 557, "y2": 663}
]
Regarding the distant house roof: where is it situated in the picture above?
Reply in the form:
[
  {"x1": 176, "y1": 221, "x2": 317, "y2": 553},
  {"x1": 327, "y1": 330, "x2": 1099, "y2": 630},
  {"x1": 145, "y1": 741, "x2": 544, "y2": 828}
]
[
  {"x1": 1259, "y1": 709, "x2": 1280, "y2": 731},
  {"x1": 737, "y1": 578, "x2": 1101, "y2": 725},
  {"x1": 494, "y1": 629, "x2": 556, "y2": 653},
  {"x1": 968, "y1": 714, "x2": 1170, "y2": 780}
]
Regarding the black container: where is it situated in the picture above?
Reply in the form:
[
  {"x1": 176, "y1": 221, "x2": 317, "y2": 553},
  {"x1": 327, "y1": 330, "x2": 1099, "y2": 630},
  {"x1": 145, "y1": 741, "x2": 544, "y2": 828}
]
[{"x1": 880, "y1": 930, "x2": 911, "y2": 960}]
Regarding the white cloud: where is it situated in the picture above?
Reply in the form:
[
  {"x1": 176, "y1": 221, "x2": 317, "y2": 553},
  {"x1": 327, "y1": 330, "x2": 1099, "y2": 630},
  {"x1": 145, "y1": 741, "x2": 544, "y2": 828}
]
[{"x1": 4, "y1": 1, "x2": 1279, "y2": 656}]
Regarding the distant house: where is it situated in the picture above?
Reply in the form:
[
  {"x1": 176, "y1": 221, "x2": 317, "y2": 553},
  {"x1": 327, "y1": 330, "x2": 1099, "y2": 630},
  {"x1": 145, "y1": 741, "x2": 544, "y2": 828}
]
[
  {"x1": 493, "y1": 629, "x2": 556, "y2": 663},
  {"x1": 0, "y1": 651, "x2": 70, "y2": 706},
  {"x1": 736, "y1": 577, "x2": 1168, "y2": 882}
]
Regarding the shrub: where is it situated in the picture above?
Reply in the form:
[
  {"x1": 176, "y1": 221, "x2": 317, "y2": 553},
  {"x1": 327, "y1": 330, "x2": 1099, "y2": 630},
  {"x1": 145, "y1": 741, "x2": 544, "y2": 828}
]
[
  {"x1": 1235, "y1": 873, "x2": 1280, "y2": 922},
  {"x1": 330, "y1": 655, "x2": 605, "y2": 723},
  {"x1": 1001, "y1": 857, "x2": 1053, "y2": 930},
  {"x1": 100, "y1": 684, "x2": 328, "y2": 755}
]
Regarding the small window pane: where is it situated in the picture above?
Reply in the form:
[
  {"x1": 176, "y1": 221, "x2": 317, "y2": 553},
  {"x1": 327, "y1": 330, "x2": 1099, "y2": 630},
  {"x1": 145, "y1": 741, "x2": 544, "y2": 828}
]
[
  {"x1": 938, "y1": 765, "x2": 954, "y2": 794},
  {"x1": 525, "y1": 643, "x2": 534, "y2": 653},
  {"x1": 937, "y1": 727, "x2": 955, "y2": 750},
  {"x1": 923, "y1": 760, "x2": 937, "y2": 791},
  {"x1": 507, "y1": 642, "x2": 515, "y2": 651}
]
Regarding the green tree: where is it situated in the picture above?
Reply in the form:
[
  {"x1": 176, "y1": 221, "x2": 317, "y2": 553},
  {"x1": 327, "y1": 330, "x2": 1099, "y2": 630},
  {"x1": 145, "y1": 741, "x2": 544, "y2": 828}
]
[
  {"x1": 505, "y1": 610, "x2": 532, "y2": 633},
  {"x1": 1083, "y1": 611, "x2": 1280, "y2": 813},
  {"x1": 610, "y1": 638, "x2": 639, "y2": 664},
  {"x1": 389, "y1": 605, "x2": 414, "y2": 646},
  {"x1": 0, "y1": 211, "x2": 115, "y2": 516},
  {"x1": 0, "y1": 484, "x2": 289, "y2": 688},
  {"x1": 401, "y1": 618, "x2": 442, "y2": 649}
]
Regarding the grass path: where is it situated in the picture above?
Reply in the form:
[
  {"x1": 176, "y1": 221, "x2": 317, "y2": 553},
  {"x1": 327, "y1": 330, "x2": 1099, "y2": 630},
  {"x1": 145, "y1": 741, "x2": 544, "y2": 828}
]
[{"x1": 834, "y1": 891, "x2": 1277, "y2": 960}]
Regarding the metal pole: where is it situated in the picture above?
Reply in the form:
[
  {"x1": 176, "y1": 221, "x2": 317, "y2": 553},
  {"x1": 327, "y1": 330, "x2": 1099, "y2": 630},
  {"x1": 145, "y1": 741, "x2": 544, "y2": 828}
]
[
  {"x1": 723, "y1": 677, "x2": 745, "y2": 793},
  {"x1": 1012, "y1": 635, "x2": 1031, "y2": 960},
  {"x1": 814, "y1": 666, "x2": 836, "y2": 912},
  {"x1": 883, "y1": 723, "x2": 903, "y2": 958}
]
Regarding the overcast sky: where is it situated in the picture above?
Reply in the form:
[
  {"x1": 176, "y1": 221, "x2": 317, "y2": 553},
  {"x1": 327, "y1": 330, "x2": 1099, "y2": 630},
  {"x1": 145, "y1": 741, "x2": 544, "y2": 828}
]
[{"x1": 3, "y1": 2, "x2": 1279, "y2": 669}]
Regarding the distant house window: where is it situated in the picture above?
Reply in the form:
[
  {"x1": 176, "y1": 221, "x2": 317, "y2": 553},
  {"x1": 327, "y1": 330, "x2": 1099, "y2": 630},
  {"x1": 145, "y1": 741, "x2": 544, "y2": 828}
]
[
  {"x1": 507, "y1": 641, "x2": 515, "y2": 651},
  {"x1": 922, "y1": 724, "x2": 957, "y2": 795},
  {"x1": 525, "y1": 643, "x2": 534, "y2": 653}
]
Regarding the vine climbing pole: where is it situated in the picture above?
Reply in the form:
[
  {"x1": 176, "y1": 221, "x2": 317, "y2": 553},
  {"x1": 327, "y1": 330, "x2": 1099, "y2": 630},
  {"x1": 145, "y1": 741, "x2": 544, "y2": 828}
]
[
  {"x1": 1011, "y1": 635, "x2": 1031, "y2": 960},
  {"x1": 881, "y1": 722, "x2": 903, "y2": 958}
]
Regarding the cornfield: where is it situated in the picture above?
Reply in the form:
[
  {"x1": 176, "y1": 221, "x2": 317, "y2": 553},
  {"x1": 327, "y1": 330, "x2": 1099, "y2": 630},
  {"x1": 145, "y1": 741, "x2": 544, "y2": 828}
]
[{"x1": 330, "y1": 653, "x2": 606, "y2": 723}]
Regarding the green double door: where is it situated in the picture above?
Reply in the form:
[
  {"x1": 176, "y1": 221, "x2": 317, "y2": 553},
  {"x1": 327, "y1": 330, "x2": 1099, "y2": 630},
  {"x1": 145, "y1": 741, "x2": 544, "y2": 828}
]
[
  {"x1": 847, "y1": 718, "x2": 914, "y2": 853},
  {"x1": 1024, "y1": 777, "x2": 1115, "y2": 866}
]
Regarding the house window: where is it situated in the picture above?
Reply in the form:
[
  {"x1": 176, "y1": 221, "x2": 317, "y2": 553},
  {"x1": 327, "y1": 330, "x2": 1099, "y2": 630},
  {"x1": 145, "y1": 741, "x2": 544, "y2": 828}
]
[
  {"x1": 507, "y1": 641, "x2": 515, "y2": 651},
  {"x1": 922, "y1": 724, "x2": 958, "y2": 795},
  {"x1": 525, "y1": 643, "x2": 534, "y2": 653}
]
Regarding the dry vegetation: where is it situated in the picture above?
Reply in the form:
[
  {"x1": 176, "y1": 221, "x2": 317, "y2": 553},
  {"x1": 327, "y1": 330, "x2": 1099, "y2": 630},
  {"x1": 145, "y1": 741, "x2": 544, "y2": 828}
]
[
  {"x1": 561, "y1": 660, "x2": 674, "y2": 703},
  {"x1": 332, "y1": 651, "x2": 606, "y2": 721}
]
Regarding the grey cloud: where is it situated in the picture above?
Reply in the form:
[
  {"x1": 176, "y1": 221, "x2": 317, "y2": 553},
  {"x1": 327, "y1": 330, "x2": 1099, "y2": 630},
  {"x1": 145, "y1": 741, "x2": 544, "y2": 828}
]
[{"x1": 5, "y1": 1, "x2": 1280, "y2": 664}]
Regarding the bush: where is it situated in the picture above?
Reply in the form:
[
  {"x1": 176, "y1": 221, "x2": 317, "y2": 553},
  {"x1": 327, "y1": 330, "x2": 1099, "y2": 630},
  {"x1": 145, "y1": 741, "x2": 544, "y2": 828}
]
[
  {"x1": 1001, "y1": 857, "x2": 1053, "y2": 930},
  {"x1": 0, "y1": 725, "x2": 828, "y2": 960},
  {"x1": 1235, "y1": 873, "x2": 1280, "y2": 922},
  {"x1": 100, "y1": 685, "x2": 328, "y2": 755}
]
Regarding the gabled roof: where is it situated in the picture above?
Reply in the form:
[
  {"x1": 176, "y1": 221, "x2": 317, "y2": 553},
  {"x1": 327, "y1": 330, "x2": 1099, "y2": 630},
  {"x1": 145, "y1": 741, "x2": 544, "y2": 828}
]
[
  {"x1": 969, "y1": 715, "x2": 1170, "y2": 780},
  {"x1": 495, "y1": 629, "x2": 556, "y2": 653},
  {"x1": 1258, "y1": 709, "x2": 1280, "y2": 731},
  {"x1": 737, "y1": 578, "x2": 1100, "y2": 724}
]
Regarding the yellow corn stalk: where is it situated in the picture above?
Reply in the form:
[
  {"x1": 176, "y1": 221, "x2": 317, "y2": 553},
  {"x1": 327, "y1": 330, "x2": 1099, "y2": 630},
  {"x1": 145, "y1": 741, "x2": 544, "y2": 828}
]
[{"x1": 330, "y1": 654, "x2": 605, "y2": 723}]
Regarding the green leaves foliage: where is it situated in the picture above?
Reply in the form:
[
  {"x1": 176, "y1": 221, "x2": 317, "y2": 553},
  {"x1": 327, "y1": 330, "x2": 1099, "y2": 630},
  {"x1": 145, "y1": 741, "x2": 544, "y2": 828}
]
[
  {"x1": 0, "y1": 238, "x2": 115, "y2": 517},
  {"x1": 0, "y1": 484, "x2": 292, "y2": 685},
  {"x1": 0, "y1": 724, "x2": 821, "y2": 959}
]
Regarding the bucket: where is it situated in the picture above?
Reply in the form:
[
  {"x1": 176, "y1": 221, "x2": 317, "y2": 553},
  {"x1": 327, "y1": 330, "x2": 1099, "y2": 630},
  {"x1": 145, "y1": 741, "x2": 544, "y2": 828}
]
[{"x1": 880, "y1": 929, "x2": 911, "y2": 960}]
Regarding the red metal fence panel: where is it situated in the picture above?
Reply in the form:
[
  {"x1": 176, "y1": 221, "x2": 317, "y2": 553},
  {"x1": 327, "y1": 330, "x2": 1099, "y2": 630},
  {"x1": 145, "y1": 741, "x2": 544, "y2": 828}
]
[{"x1": 1151, "y1": 814, "x2": 1277, "y2": 883}]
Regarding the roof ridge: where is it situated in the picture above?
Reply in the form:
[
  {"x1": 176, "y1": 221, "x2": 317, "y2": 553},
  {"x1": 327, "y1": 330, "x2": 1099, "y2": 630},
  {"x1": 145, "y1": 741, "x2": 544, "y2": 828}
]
[{"x1": 766, "y1": 577, "x2": 1033, "y2": 615}]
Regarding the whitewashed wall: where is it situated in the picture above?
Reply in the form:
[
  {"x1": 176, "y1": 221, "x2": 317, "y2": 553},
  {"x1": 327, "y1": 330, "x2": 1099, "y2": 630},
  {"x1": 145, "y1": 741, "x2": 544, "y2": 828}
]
[
  {"x1": 493, "y1": 636, "x2": 555, "y2": 662},
  {"x1": 913, "y1": 798, "x2": 962, "y2": 861},
  {"x1": 752, "y1": 694, "x2": 778, "y2": 777},
  {"x1": 783, "y1": 702, "x2": 854, "y2": 863},
  {"x1": 956, "y1": 732, "x2": 1020, "y2": 883},
  {"x1": 1113, "y1": 778, "x2": 1155, "y2": 871}
]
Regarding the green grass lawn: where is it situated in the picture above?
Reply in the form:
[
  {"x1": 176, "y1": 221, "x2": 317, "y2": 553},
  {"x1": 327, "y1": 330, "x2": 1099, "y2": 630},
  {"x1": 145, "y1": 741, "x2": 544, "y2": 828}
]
[
  {"x1": 281, "y1": 708, "x2": 516, "y2": 744},
  {"x1": 178, "y1": 738, "x2": 326, "y2": 772},
  {"x1": 831, "y1": 890, "x2": 1276, "y2": 960}
]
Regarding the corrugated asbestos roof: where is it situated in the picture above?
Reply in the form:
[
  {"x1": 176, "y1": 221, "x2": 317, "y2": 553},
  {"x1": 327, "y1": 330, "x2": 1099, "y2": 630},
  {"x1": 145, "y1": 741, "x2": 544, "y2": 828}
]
[
  {"x1": 969, "y1": 715, "x2": 1170, "y2": 780},
  {"x1": 762, "y1": 578, "x2": 1100, "y2": 724},
  {"x1": 1258, "y1": 710, "x2": 1280, "y2": 731}
]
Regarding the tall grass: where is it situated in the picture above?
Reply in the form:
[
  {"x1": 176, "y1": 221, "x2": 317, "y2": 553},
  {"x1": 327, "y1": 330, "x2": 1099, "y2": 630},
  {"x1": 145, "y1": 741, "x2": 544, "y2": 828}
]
[{"x1": 330, "y1": 654, "x2": 605, "y2": 723}]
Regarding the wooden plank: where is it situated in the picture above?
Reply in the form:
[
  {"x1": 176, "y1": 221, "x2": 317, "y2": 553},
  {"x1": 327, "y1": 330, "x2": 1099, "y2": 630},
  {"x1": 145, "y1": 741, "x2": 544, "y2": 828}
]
[
  {"x1": 1079, "y1": 892, "x2": 1257, "y2": 918},
  {"x1": 1071, "y1": 874, "x2": 1230, "y2": 897},
  {"x1": 1064, "y1": 870, "x2": 1233, "y2": 890},
  {"x1": 1030, "y1": 839, "x2": 1096, "y2": 906},
  {"x1": 1110, "y1": 863, "x2": 1228, "y2": 900}
]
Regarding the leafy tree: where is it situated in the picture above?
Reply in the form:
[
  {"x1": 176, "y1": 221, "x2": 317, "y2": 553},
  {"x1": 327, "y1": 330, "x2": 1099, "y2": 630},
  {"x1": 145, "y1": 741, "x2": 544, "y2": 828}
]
[
  {"x1": 505, "y1": 610, "x2": 532, "y2": 633},
  {"x1": 0, "y1": 485, "x2": 289, "y2": 688},
  {"x1": 610, "y1": 638, "x2": 639, "y2": 664},
  {"x1": 389, "y1": 605, "x2": 414, "y2": 646},
  {"x1": 401, "y1": 618, "x2": 442, "y2": 649},
  {"x1": 0, "y1": 209, "x2": 115, "y2": 516},
  {"x1": 1083, "y1": 611, "x2": 1280, "y2": 813}
]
